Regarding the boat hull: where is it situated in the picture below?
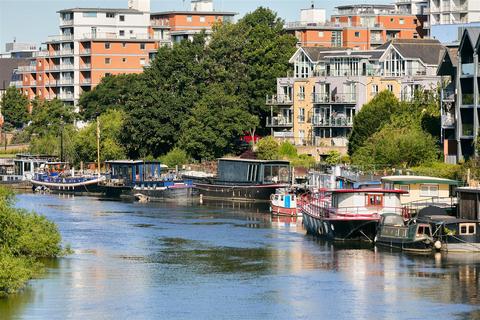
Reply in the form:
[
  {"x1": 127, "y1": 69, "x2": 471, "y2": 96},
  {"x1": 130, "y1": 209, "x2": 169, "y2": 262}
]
[
  {"x1": 31, "y1": 178, "x2": 104, "y2": 194},
  {"x1": 302, "y1": 211, "x2": 378, "y2": 242},
  {"x1": 270, "y1": 204, "x2": 302, "y2": 217},
  {"x1": 130, "y1": 186, "x2": 195, "y2": 201},
  {"x1": 194, "y1": 183, "x2": 285, "y2": 202},
  {"x1": 375, "y1": 237, "x2": 433, "y2": 253}
]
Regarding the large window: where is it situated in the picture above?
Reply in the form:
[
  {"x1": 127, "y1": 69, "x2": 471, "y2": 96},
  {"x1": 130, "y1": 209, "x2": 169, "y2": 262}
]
[
  {"x1": 294, "y1": 52, "x2": 314, "y2": 78},
  {"x1": 83, "y1": 12, "x2": 97, "y2": 18},
  {"x1": 366, "y1": 194, "x2": 383, "y2": 207},
  {"x1": 382, "y1": 49, "x2": 405, "y2": 77},
  {"x1": 420, "y1": 184, "x2": 439, "y2": 197},
  {"x1": 459, "y1": 223, "x2": 476, "y2": 235}
]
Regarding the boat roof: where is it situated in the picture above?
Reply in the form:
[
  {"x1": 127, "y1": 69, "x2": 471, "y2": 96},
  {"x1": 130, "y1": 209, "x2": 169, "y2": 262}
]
[
  {"x1": 218, "y1": 158, "x2": 290, "y2": 164},
  {"x1": 381, "y1": 175, "x2": 460, "y2": 185},
  {"x1": 332, "y1": 188, "x2": 407, "y2": 194},
  {"x1": 105, "y1": 160, "x2": 163, "y2": 165},
  {"x1": 418, "y1": 215, "x2": 476, "y2": 224},
  {"x1": 456, "y1": 187, "x2": 480, "y2": 194}
]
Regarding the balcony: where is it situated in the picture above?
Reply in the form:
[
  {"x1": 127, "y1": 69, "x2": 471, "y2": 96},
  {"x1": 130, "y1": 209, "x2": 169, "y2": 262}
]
[
  {"x1": 81, "y1": 79, "x2": 92, "y2": 85},
  {"x1": 150, "y1": 19, "x2": 171, "y2": 27},
  {"x1": 32, "y1": 51, "x2": 49, "y2": 58},
  {"x1": 58, "y1": 93, "x2": 74, "y2": 100},
  {"x1": 266, "y1": 94, "x2": 293, "y2": 105},
  {"x1": 312, "y1": 93, "x2": 356, "y2": 104},
  {"x1": 80, "y1": 49, "x2": 91, "y2": 55},
  {"x1": 50, "y1": 50, "x2": 74, "y2": 57},
  {"x1": 80, "y1": 63, "x2": 91, "y2": 70},
  {"x1": 10, "y1": 80, "x2": 23, "y2": 88},
  {"x1": 461, "y1": 63, "x2": 475, "y2": 76},
  {"x1": 60, "y1": 19, "x2": 74, "y2": 26},
  {"x1": 47, "y1": 65, "x2": 61, "y2": 72},
  {"x1": 266, "y1": 116, "x2": 293, "y2": 127},
  {"x1": 273, "y1": 131, "x2": 294, "y2": 138},
  {"x1": 441, "y1": 114, "x2": 455, "y2": 128},
  {"x1": 47, "y1": 34, "x2": 74, "y2": 42},
  {"x1": 462, "y1": 93, "x2": 474, "y2": 105},
  {"x1": 81, "y1": 32, "x2": 152, "y2": 40},
  {"x1": 59, "y1": 64, "x2": 74, "y2": 70},
  {"x1": 312, "y1": 116, "x2": 353, "y2": 127},
  {"x1": 18, "y1": 65, "x2": 37, "y2": 72},
  {"x1": 57, "y1": 79, "x2": 74, "y2": 86}
]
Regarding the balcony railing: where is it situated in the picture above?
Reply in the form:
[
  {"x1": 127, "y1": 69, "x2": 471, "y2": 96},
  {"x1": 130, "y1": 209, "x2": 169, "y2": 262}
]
[
  {"x1": 80, "y1": 49, "x2": 91, "y2": 55},
  {"x1": 285, "y1": 21, "x2": 383, "y2": 29},
  {"x1": 150, "y1": 19, "x2": 171, "y2": 27},
  {"x1": 58, "y1": 93, "x2": 74, "y2": 100},
  {"x1": 441, "y1": 115, "x2": 455, "y2": 128},
  {"x1": 462, "y1": 93, "x2": 474, "y2": 105},
  {"x1": 57, "y1": 79, "x2": 74, "y2": 85},
  {"x1": 266, "y1": 116, "x2": 293, "y2": 127},
  {"x1": 47, "y1": 34, "x2": 74, "y2": 42},
  {"x1": 461, "y1": 63, "x2": 475, "y2": 76},
  {"x1": 315, "y1": 69, "x2": 378, "y2": 77},
  {"x1": 266, "y1": 94, "x2": 293, "y2": 105},
  {"x1": 81, "y1": 79, "x2": 92, "y2": 85},
  {"x1": 312, "y1": 93, "x2": 356, "y2": 104},
  {"x1": 50, "y1": 50, "x2": 74, "y2": 57},
  {"x1": 81, "y1": 32, "x2": 152, "y2": 40},
  {"x1": 59, "y1": 64, "x2": 74, "y2": 70},
  {"x1": 312, "y1": 116, "x2": 353, "y2": 127},
  {"x1": 60, "y1": 19, "x2": 74, "y2": 26},
  {"x1": 10, "y1": 80, "x2": 23, "y2": 87},
  {"x1": 18, "y1": 65, "x2": 37, "y2": 72},
  {"x1": 80, "y1": 63, "x2": 91, "y2": 70}
]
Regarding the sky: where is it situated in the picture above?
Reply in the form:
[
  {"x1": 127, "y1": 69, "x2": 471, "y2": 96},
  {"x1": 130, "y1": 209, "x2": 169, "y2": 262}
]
[{"x1": 0, "y1": 0, "x2": 389, "y2": 51}]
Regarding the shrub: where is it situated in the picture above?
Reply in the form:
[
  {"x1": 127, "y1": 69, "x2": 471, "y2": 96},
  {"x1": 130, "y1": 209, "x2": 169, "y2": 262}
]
[
  {"x1": 160, "y1": 148, "x2": 190, "y2": 168},
  {"x1": 256, "y1": 136, "x2": 279, "y2": 160}
]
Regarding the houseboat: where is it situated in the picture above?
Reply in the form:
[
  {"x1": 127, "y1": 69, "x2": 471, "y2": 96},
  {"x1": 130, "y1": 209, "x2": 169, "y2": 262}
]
[
  {"x1": 301, "y1": 189, "x2": 406, "y2": 242},
  {"x1": 190, "y1": 158, "x2": 291, "y2": 202},
  {"x1": 100, "y1": 160, "x2": 193, "y2": 200},
  {"x1": 0, "y1": 154, "x2": 54, "y2": 187},
  {"x1": 375, "y1": 213, "x2": 435, "y2": 253},
  {"x1": 270, "y1": 189, "x2": 303, "y2": 217},
  {"x1": 31, "y1": 162, "x2": 104, "y2": 193}
]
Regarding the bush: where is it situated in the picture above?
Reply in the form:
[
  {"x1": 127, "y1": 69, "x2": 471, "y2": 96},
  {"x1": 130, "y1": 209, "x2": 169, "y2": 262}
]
[
  {"x1": 411, "y1": 162, "x2": 463, "y2": 180},
  {"x1": 255, "y1": 136, "x2": 279, "y2": 160},
  {"x1": 0, "y1": 187, "x2": 63, "y2": 296},
  {"x1": 160, "y1": 148, "x2": 189, "y2": 168},
  {"x1": 278, "y1": 141, "x2": 297, "y2": 159}
]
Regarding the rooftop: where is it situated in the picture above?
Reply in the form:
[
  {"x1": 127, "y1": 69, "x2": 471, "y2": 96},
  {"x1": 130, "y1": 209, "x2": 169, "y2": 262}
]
[
  {"x1": 151, "y1": 10, "x2": 236, "y2": 16},
  {"x1": 58, "y1": 8, "x2": 143, "y2": 14},
  {"x1": 381, "y1": 175, "x2": 460, "y2": 185}
]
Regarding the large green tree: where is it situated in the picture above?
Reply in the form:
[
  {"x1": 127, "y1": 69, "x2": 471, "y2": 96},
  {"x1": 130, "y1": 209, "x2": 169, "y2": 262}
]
[
  {"x1": 348, "y1": 90, "x2": 400, "y2": 156},
  {"x1": 78, "y1": 74, "x2": 139, "y2": 121},
  {"x1": 178, "y1": 85, "x2": 259, "y2": 160},
  {"x1": 0, "y1": 86, "x2": 29, "y2": 129}
]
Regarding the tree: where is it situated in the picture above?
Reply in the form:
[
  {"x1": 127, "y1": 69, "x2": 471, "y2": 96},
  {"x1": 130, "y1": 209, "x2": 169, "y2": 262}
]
[
  {"x1": 74, "y1": 109, "x2": 126, "y2": 164},
  {"x1": 178, "y1": 85, "x2": 259, "y2": 160},
  {"x1": 324, "y1": 150, "x2": 342, "y2": 166},
  {"x1": 28, "y1": 98, "x2": 74, "y2": 136},
  {"x1": 78, "y1": 74, "x2": 139, "y2": 121},
  {"x1": 348, "y1": 90, "x2": 400, "y2": 156},
  {"x1": 278, "y1": 141, "x2": 297, "y2": 159},
  {"x1": 160, "y1": 148, "x2": 189, "y2": 168},
  {"x1": 256, "y1": 136, "x2": 279, "y2": 160},
  {"x1": 352, "y1": 124, "x2": 438, "y2": 167},
  {"x1": 0, "y1": 86, "x2": 29, "y2": 129}
]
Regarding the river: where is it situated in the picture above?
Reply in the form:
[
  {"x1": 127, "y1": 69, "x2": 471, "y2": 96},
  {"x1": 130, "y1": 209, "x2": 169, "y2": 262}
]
[{"x1": 0, "y1": 193, "x2": 480, "y2": 319}]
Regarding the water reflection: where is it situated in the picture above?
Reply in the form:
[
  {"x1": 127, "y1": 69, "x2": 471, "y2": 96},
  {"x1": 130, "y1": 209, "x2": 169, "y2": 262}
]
[{"x1": 1, "y1": 193, "x2": 480, "y2": 319}]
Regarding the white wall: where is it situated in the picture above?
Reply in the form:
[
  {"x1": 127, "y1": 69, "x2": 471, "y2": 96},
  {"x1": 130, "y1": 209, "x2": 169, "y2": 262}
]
[{"x1": 300, "y1": 8, "x2": 326, "y2": 24}]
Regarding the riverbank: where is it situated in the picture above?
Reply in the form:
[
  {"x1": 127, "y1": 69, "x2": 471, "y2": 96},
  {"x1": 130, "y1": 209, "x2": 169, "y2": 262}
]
[{"x1": 0, "y1": 187, "x2": 64, "y2": 297}]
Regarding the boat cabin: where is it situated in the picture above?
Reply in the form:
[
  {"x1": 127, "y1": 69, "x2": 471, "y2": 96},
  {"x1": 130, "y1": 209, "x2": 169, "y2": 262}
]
[
  {"x1": 382, "y1": 175, "x2": 460, "y2": 205},
  {"x1": 379, "y1": 213, "x2": 432, "y2": 239},
  {"x1": 456, "y1": 187, "x2": 480, "y2": 220},
  {"x1": 105, "y1": 160, "x2": 170, "y2": 185},
  {"x1": 328, "y1": 189, "x2": 406, "y2": 215},
  {"x1": 217, "y1": 158, "x2": 290, "y2": 185},
  {"x1": 0, "y1": 155, "x2": 53, "y2": 182}
]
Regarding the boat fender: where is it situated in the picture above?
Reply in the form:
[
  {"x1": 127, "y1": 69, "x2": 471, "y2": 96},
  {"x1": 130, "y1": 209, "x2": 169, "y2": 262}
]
[{"x1": 434, "y1": 240, "x2": 442, "y2": 251}]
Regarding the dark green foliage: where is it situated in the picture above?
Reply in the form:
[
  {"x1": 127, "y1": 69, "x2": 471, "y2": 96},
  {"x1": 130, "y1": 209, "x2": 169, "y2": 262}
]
[
  {"x1": 256, "y1": 136, "x2": 279, "y2": 160},
  {"x1": 28, "y1": 98, "x2": 75, "y2": 136},
  {"x1": 0, "y1": 187, "x2": 63, "y2": 296},
  {"x1": 78, "y1": 74, "x2": 139, "y2": 121},
  {"x1": 411, "y1": 162, "x2": 463, "y2": 180},
  {"x1": 160, "y1": 148, "x2": 189, "y2": 168},
  {"x1": 348, "y1": 90, "x2": 400, "y2": 156},
  {"x1": 0, "y1": 86, "x2": 29, "y2": 129}
]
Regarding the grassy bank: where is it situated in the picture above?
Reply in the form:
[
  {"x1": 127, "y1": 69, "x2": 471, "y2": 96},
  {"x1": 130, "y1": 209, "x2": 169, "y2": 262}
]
[{"x1": 0, "y1": 187, "x2": 65, "y2": 297}]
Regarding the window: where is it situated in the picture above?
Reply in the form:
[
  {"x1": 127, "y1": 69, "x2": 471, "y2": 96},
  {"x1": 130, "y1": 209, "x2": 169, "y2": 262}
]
[
  {"x1": 366, "y1": 194, "x2": 383, "y2": 207},
  {"x1": 318, "y1": 31, "x2": 324, "y2": 37},
  {"x1": 387, "y1": 84, "x2": 393, "y2": 92},
  {"x1": 105, "y1": 42, "x2": 111, "y2": 49},
  {"x1": 420, "y1": 184, "x2": 439, "y2": 197},
  {"x1": 83, "y1": 12, "x2": 97, "y2": 18},
  {"x1": 200, "y1": 16, "x2": 206, "y2": 22},
  {"x1": 354, "y1": 32, "x2": 360, "y2": 37},
  {"x1": 122, "y1": 42, "x2": 127, "y2": 48},
  {"x1": 105, "y1": 58, "x2": 111, "y2": 64},
  {"x1": 105, "y1": 73, "x2": 112, "y2": 77},
  {"x1": 140, "y1": 43, "x2": 145, "y2": 50},
  {"x1": 122, "y1": 58, "x2": 127, "y2": 63},
  {"x1": 299, "y1": 108, "x2": 305, "y2": 122},
  {"x1": 413, "y1": 19, "x2": 418, "y2": 24},
  {"x1": 130, "y1": 30, "x2": 134, "y2": 34},
  {"x1": 371, "y1": 84, "x2": 379, "y2": 96},
  {"x1": 119, "y1": 30, "x2": 125, "y2": 36},
  {"x1": 459, "y1": 223, "x2": 476, "y2": 235},
  {"x1": 187, "y1": 15, "x2": 192, "y2": 22},
  {"x1": 298, "y1": 86, "x2": 305, "y2": 100},
  {"x1": 399, "y1": 18, "x2": 404, "y2": 25},
  {"x1": 390, "y1": 18, "x2": 394, "y2": 22},
  {"x1": 140, "y1": 58, "x2": 146, "y2": 65},
  {"x1": 119, "y1": 15, "x2": 125, "y2": 22},
  {"x1": 106, "y1": 12, "x2": 115, "y2": 18}
]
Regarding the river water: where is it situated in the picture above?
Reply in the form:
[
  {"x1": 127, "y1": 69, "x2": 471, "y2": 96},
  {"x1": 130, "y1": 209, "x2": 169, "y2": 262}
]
[{"x1": 1, "y1": 193, "x2": 480, "y2": 319}]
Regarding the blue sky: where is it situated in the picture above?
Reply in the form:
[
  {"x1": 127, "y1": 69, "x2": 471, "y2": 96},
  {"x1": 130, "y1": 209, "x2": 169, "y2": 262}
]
[{"x1": 0, "y1": 0, "x2": 388, "y2": 51}]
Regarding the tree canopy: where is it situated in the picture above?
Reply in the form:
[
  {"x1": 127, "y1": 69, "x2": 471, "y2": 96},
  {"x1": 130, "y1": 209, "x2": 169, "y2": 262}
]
[{"x1": 0, "y1": 87, "x2": 29, "y2": 129}]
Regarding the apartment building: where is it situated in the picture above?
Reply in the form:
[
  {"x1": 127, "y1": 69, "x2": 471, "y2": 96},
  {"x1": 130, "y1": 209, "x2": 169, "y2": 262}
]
[
  {"x1": 286, "y1": 4, "x2": 424, "y2": 50},
  {"x1": 396, "y1": 0, "x2": 428, "y2": 15},
  {"x1": 16, "y1": 0, "x2": 234, "y2": 107},
  {"x1": 438, "y1": 28, "x2": 480, "y2": 163},
  {"x1": 266, "y1": 39, "x2": 444, "y2": 158},
  {"x1": 427, "y1": 0, "x2": 480, "y2": 26},
  {"x1": 150, "y1": 0, "x2": 236, "y2": 44}
]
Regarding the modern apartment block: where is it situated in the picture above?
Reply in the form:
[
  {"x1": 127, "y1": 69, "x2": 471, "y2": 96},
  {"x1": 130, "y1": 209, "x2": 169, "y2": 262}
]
[
  {"x1": 427, "y1": 0, "x2": 480, "y2": 26},
  {"x1": 16, "y1": 0, "x2": 235, "y2": 107},
  {"x1": 438, "y1": 28, "x2": 480, "y2": 163},
  {"x1": 396, "y1": 0, "x2": 428, "y2": 15},
  {"x1": 286, "y1": 4, "x2": 425, "y2": 50},
  {"x1": 150, "y1": 0, "x2": 235, "y2": 44},
  {"x1": 266, "y1": 39, "x2": 444, "y2": 158}
]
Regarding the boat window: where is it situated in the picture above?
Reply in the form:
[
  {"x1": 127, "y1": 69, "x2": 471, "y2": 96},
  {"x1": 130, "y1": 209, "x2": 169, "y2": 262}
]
[
  {"x1": 398, "y1": 185, "x2": 409, "y2": 195},
  {"x1": 366, "y1": 194, "x2": 383, "y2": 207},
  {"x1": 420, "y1": 184, "x2": 439, "y2": 197},
  {"x1": 417, "y1": 226, "x2": 431, "y2": 236},
  {"x1": 280, "y1": 195, "x2": 284, "y2": 201},
  {"x1": 459, "y1": 223, "x2": 476, "y2": 235}
]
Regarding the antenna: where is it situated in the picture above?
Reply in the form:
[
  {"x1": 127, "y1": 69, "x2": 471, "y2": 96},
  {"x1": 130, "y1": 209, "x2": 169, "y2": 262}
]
[{"x1": 311, "y1": 0, "x2": 314, "y2": 9}]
